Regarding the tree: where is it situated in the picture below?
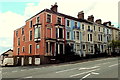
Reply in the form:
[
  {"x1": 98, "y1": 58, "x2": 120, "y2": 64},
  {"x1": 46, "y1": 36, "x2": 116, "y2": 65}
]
[{"x1": 109, "y1": 40, "x2": 120, "y2": 55}]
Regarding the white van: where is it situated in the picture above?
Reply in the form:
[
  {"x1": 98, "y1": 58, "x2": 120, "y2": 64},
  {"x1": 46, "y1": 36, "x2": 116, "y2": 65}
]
[{"x1": 1, "y1": 57, "x2": 14, "y2": 66}]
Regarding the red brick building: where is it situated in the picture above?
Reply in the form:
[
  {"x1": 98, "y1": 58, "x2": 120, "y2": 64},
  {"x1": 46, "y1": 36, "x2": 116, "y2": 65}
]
[{"x1": 13, "y1": 3, "x2": 66, "y2": 65}]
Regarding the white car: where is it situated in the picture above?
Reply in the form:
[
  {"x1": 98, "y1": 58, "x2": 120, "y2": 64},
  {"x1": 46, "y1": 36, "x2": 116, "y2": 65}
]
[{"x1": 1, "y1": 57, "x2": 14, "y2": 66}]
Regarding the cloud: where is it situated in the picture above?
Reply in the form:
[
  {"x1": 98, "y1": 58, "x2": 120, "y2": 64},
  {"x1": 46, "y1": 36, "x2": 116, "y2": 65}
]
[
  {"x1": 0, "y1": 11, "x2": 25, "y2": 54},
  {"x1": 24, "y1": 0, "x2": 119, "y2": 27},
  {"x1": 0, "y1": 11, "x2": 25, "y2": 38}
]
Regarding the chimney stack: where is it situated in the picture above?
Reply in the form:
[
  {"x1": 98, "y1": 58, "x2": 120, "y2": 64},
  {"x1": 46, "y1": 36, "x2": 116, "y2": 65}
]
[
  {"x1": 95, "y1": 19, "x2": 102, "y2": 24},
  {"x1": 103, "y1": 21, "x2": 111, "y2": 26},
  {"x1": 87, "y1": 15, "x2": 94, "y2": 22},
  {"x1": 50, "y1": 2, "x2": 58, "y2": 12},
  {"x1": 77, "y1": 11, "x2": 84, "y2": 19}
]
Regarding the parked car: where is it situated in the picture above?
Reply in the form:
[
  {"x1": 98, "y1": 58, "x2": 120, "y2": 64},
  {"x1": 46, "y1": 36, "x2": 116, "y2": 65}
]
[{"x1": 1, "y1": 57, "x2": 14, "y2": 66}]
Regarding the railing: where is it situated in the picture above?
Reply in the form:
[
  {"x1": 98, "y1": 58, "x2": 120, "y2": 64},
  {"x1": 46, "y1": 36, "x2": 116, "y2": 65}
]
[{"x1": 73, "y1": 26, "x2": 80, "y2": 29}]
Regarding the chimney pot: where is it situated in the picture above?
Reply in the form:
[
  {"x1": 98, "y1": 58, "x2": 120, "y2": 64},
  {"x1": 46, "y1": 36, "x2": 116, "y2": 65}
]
[
  {"x1": 50, "y1": 3, "x2": 58, "y2": 12},
  {"x1": 95, "y1": 19, "x2": 102, "y2": 24},
  {"x1": 78, "y1": 11, "x2": 84, "y2": 19},
  {"x1": 87, "y1": 15, "x2": 94, "y2": 22}
]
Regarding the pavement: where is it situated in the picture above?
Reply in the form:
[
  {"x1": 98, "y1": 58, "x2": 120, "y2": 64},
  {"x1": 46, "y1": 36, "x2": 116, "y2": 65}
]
[{"x1": 1, "y1": 57, "x2": 119, "y2": 80}]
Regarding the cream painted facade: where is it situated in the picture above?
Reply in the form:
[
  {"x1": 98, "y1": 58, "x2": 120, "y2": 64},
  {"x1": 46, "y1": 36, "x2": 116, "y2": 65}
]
[
  {"x1": 79, "y1": 19, "x2": 120, "y2": 56},
  {"x1": 111, "y1": 27, "x2": 119, "y2": 41}
]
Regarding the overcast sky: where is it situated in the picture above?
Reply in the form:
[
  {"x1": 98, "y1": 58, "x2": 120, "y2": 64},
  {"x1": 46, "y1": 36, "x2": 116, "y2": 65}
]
[{"x1": 0, "y1": 0, "x2": 119, "y2": 54}]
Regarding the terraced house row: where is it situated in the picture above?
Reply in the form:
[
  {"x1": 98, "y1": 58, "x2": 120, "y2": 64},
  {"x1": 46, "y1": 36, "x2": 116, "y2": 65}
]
[{"x1": 13, "y1": 3, "x2": 120, "y2": 66}]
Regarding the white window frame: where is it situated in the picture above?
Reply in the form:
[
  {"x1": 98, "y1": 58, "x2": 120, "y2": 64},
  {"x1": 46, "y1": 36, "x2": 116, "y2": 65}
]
[
  {"x1": 82, "y1": 24, "x2": 84, "y2": 30},
  {"x1": 17, "y1": 37, "x2": 20, "y2": 46},
  {"x1": 22, "y1": 46, "x2": 25, "y2": 53},
  {"x1": 66, "y1": 19, "x2": 71, "y2": 27},
  {"x1": 46, "y1": 13, "x2": 52, "y2": 23},
  {"x1": 57, "y1": 16, "x2": 62, "y2": 24},
  {"x1": 36, "y1": 16, "x2": 40, "y2": 24},
  {"x1": 29, "y1": 30, "x2": 32, "y2": 41},
  {"x1": 29, "y1": 20, "x2": 33, "y2": 28},
  {"x1": 74, "y1": 21, "x2": 78, "y2": 27},
  {"x1": 76, "y1": 31, "x2": 80, "y2": 40},
  {"x1": 67, "y1": 31, "x2": 71, "y2": 40},
  {"x1": 74, "y1": 31, "x2": 76, "y2": 40}
]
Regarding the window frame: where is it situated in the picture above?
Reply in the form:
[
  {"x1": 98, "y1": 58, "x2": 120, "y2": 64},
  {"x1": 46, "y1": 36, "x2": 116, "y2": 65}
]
[
  {"x1": 83, "y1": 44, "x2": 86, "y2": 50},
  {"x1": 18, "y1": 38, "x2": 20, "y2": 46},
  {"x1": 88, "y1": 26, "x2": 90, "y2": 31},
  {"x1": 88, "y1": 34, "x2": 89, "y2": 41},
  {"x1": 99, "y1": 27, "x2": 100, "y2": 32},
  {"x1": 36, "y1": 44, "x2": 40, "y2": 49},
  {"x1": 21, "y1": 28, "x2": 24, "y2": 35},
  {"x1": 67, "y1": 31, "x2": 70, "y2": 40},
  {"x1": 29, "y1": 44, "x2": 32, "y2": 54},
  {"x1": 90, "y1": 34, "x2": 92, "y2": 41},
  {"x1": 22, "y1": 46, "x2": 25, "y2": 53},
  {"x1": 82, "y1": 24, "x2": 84, "y2": 30},
  {"x1": 46, "y1": 13, "x2": 52, "y2": 23},
  {"x1": 16, "y1": 30, "x2": 18, "y2": 37},
  {"x1": 57, "y1": 17, "x2": 62, "y2": 24},
  {"x1": 29, "y1": 30, "x2": 32, "y2": 41},
  {"x1": 29, "y1": 20, "x2": 33, "y2": 28},
  {"x1": 74, "y1": 21, "x2": 78, "y2": 27},
  {"x1": 67, "y1": 19, "x2": 70, "y2": 27},
  {"x1": 36, "y1": 16, "x2": 40, "y2": 24},
  {"x1": 76, "y1": 31, "x2": 79, "y2": 40}
]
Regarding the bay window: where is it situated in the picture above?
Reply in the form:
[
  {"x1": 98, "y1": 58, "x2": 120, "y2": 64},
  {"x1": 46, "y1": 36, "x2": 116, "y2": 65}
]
[{"x1": 34, "y1": 25, "x2": 40, "y2": 39}]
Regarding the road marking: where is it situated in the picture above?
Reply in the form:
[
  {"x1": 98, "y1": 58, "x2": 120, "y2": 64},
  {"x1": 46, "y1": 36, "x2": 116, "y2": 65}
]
[
  {"x1": 80, "y1": 72, "x2": 99, "y2": 80},
  {"x1": 53, "y1": 58, "x2": 116, "y2": 68},
  {"x1": 80, "y1": 73, "x2": 91, "y2": 80},
  {"x1": 24, "y1": 76, "x2": 33, "y2": 78},
  {"x1": 96, "y1": 62, "x2": 110, "y2": 66},
  {"x1": 70, "y1": 68, "x2": 100, "y2": 77},
  {"x1": 56, "y1": 66, "x2": 100, "y2": 73},
  {"x1": 79, "y1": 66, "x2": 100, "y2": 70},
  {"x1": 109, "y1": 64, "x2": 118, "y2": 67},
  {"x1": 91, "y1": 72, "x2": 99, "y2": 75},
  {"x1": 56, "y1": 68, "x2": 78, "y2": 73}
]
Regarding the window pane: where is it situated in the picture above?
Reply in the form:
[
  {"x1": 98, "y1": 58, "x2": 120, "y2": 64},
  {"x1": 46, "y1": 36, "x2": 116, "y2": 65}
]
[
  {"x1": 35, "y1": 27, "x2": 40, "y2": 39},
  {"x1": 30, "y1": 31, "x2": 32, "y2": 40},
  {"x1": 59, "y1": 28, "x2": 63, "y2": 38},
  {"x1": 30, "y1": 21, "x2": 32, "y2": 28},
  {"x1": 36, "y1": 44, "x2": 39, "y2": 49},
  {"x1": 76, "y1": 31, "x2": 79, "y2": 40},
  {"x1": 37, "y1": 17, "x2": 39, "y2": 23},
  {"x1": 67, "y1": 20, "x2": 70, "y2": 27},
  {"x1": 67, "y1": 32, "x2": 70, "y2": 39},
  {"x1": 47, "y1": 14, "x2": 51, "y2": 23},
  {"x1": 29, "y1": 45, "x2": 32, "y2": 54},
  {"x1": 57, "y1": 17, "x2": 61, "y2": 24}
]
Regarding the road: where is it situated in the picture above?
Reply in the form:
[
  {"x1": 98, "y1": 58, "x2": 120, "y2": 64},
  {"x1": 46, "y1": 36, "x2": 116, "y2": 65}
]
[{"x1": 1, "y1": 57, "x2": 119, "y2": 80}]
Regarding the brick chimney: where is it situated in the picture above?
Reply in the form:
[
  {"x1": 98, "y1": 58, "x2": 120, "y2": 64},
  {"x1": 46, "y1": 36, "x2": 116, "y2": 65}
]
[
  {"x1": 95, "y1": 19, "x2": 102, "y2": 24},
  {"x1": 87, "y1": 15, "x2": 94, "y2": 22},
  {"x1": 77, "y1": 11, "x2": 84, "y2": 19},
  {"x1": 50, "y1": 2, "x2": 58, "y2": 12},
  {"x1": 103, "y1": 21, "x2": 111, "y2": 26}
]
